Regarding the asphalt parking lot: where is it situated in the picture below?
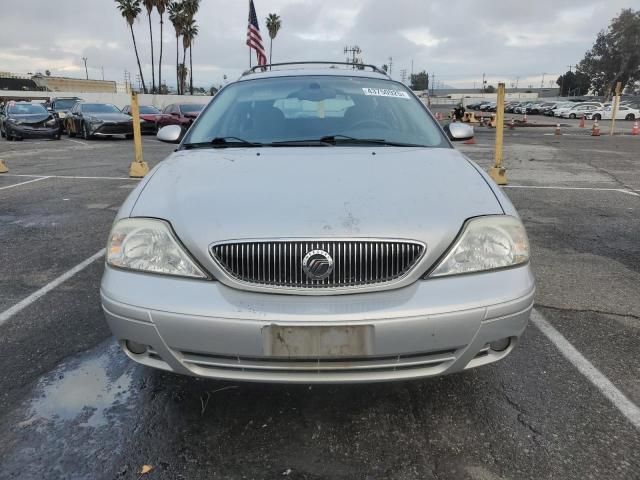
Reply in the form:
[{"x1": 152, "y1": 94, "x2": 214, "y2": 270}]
[{"x1": 0, "y1": 123, "x2": 639, "y2": 480}]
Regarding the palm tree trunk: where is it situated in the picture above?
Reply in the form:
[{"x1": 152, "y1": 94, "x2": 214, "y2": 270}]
[
  {"x1": 130, "y1": 25, "x2": 148, "y2": 93},
  {"x1": 182, "y1": 46, "x2": 187, "y2": 94},
  {"x1": 176, "y1": 35, "x2": 180, "y2": 94},
  {"x1": 270, "y1": 37, "x2": 273, "y2": 69},
  {"x1": 189, "y1": 45, "x2": 193, "y2": 95},
  {"x1": 148, "y1": 14, "x2": 155, "y2": 93},
  {"x1": 158, "y1": 15, "x2": 163, "y2": 93}
]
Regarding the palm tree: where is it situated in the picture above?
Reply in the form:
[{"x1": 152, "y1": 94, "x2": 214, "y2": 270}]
[
  {"x1": 156, "y1": 0, "x2": 171, "y2": 93},
  {"x1": 142, "y1": 0, "x2": 156, "y2": 92},
  {"x1": 168, "y1": 1, "x2": 185, "y2": 94},
  {"x1": 177, "y1": 63, "x2": 188, "y2": 95},
  {"x1": 265, "y1": 13, "x2": 282, "y2": 68},
  {"x1": 182, "y1": 19, "x2": 198, "y2": 95},
  {"x1": 182, "y1": 0, "x2": 200, "y2": 95},
  {"x1": 115, "y1": 0, "x2": 147, "y2": 93}
]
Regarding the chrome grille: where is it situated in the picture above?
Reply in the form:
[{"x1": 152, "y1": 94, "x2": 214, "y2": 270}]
[{"x1": 211, "y1": 240, "x2": 424, "y2": 289}]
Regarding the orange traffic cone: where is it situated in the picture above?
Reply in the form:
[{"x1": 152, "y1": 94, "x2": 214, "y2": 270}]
[
  {"x1": 632, "y1": 120, "x2": 639, "y2": 136},
  {"x1": 579, "y1": 116, "x2": 585, "y2": 128},
  {"x1": 555, "y1": 123, "x2": 561, "y2": 135},
  {"x1": 463, "y1": 136, "x2": 476, "y2": 145},
  {"x1": 523, "y1": 113, "x2": 528, "y2": 123},
  {"x1": 591, "y1": 120, "x2": 600, "y2": 137},
  {"x1": 509, "y1": 118, "x2": 515, "y2": 130}
]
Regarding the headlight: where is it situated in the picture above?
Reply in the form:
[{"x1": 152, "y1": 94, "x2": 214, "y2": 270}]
[
  {"x1": 88, "y1": 116, "x2": 103, "y2": 124},
  {"x1": 106, "y1": 218, "x2": 207, "y2": 278},
  {"x1": 429, "y1": 216, "x2": 529, "y2": 277},
  {"x1": 46, "y1": 118, "x2": 58, "y2": 127},
  {"x1": 9, "y1": 119, "x2": 22, "y2": 125}
]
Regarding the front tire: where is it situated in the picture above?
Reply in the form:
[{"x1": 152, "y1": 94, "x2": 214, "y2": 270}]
[
  {"x1": 125, "y1": 134, "x2": 133, "y2": 140},
  {"x1": 569, "y1": 113, "x2": 576, "y2": 119},
  {"x1": 593, "y1": 114, "x2": 601, "y2": 121},
  {"x1": 625, "y1": 114, "x2": 635, "y2": 121},
  {"x1": 82, "y1": 122, "x2": 92, "y2": 140}
]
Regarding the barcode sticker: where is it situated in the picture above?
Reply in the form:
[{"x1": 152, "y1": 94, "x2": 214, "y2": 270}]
[{"x1": 362, "y1": 88, "x2": 410, "y2": 99}]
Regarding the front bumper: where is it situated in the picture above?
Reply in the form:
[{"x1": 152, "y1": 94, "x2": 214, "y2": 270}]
[
  {"x1": 90, "y1": 123, "x2": 133, "y2": 136},
  {"x1": 9, "y1": 124, "x2": 59, "y2": 138},
  {"x1": 101, "y1": 265, "x2": 535, "y2": 383}
]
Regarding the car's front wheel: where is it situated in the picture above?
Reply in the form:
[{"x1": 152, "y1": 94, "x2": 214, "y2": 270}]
[
  {"x1": 82, "y1": 122, "x2": 92, "y2": 140},
  {"x1": 593, "y1": 114, "x2": 602, "y2": 121},
  {"x1": 625, "y1": 113, "x2": 635, "y2": 121},
  {"x1": 569, "y1": 113, "x2": 576, "y2": 119}
]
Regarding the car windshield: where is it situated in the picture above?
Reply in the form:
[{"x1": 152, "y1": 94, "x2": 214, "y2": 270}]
[
  {"x1": 81, "y1": 103, "x2": 121, "y2": 113},
  {"x1": 180, "y1": 104, "x2": 204, "y2": 113},
  {"x1": 55, "y1": 99, "x2": 79, "y2": 110},
  {"x1": 139, "y1": 106, "x2": 161, "y2": 114},
  {"x1": 9, "y1": 104, "x2": 47, "y2": 115},
  {"x1": 184, "y1": 75, "x2": 446, "y2": 147}
]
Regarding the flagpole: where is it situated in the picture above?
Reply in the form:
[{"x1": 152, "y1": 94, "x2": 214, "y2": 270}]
[{"x1": 248, "y1": 0, "x2": 252, "y2": 68}]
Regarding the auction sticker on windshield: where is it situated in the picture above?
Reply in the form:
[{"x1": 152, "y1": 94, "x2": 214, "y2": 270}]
[{"x1": 362, "y1": 88, "x2": 410, "y2": 99}]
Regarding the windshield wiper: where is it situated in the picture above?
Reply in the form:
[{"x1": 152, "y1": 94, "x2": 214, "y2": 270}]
[
  {"x1": 268, "y1": 135, "x2": 427, "y2": 147},
  {"x1": 182, "y1": 136, "x2": 263, "y2": 149},
  {"x1": 322, "y1": 135, "x2": 428, "y2": 147}
]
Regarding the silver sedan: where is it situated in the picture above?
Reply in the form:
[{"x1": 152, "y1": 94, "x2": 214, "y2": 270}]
[{"x1": 101, "y1": 63, "x2": 534, "y2": 383}]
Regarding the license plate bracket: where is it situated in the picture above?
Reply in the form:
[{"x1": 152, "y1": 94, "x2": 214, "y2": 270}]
[{"x1": 263, "y1": 325, "x2": 373, "y2": 358}]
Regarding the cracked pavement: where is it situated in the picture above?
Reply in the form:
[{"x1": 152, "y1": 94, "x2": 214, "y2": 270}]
[{"x1": 0, "y1": 121, "x2": 639, "y2": 479}]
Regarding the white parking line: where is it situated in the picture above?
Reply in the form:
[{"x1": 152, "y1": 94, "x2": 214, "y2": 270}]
[
  {"x1": 2, "y1": 174, "x2": 137, "y2": 181},
  {"x1": 0, "y1": 176, "x2": 49, "y2": 190},
  {"x1": 503, "y1": 185, "x2": 639, "y2": 197},
  {"x1": 65, "y1": 138, "x2": 89, "y2": 146},
  {"x1": 532, "y1": 310, "x2": 640, "y2": 430},
  {"x1": 0, "y1": 249, "x2": 105, "y2": 328}
]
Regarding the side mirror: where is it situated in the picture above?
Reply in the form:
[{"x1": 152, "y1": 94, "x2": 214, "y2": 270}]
[
  {"x1": 156, "y1": 124, "x2": 183, "y2": 143},
  {"x1": 443, "y1": 122, "x2": 474, "y2": 142}
]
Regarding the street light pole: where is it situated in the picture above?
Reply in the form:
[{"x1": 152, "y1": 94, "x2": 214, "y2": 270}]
[{"x1": 82, "y1": 57, "x2": 88, "y2": 80}]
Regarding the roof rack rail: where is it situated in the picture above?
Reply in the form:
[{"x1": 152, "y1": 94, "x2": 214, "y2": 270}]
[{"x1": 242, "y1": 61, "x2": 389, "y2": 77}]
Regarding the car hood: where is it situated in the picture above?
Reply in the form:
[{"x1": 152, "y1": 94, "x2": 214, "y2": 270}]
[
  {"x1": 85, "y1": 113, "x2": 132, "y2": 123},
  {"x1": 184, "y1": 112, "x2": 200, "y2": 118},
  {"x1": 129, "y1": 147, "x2": 504, "y2": 274},
  {"x1": 10, "y1": 113, "x2": 52, "y2": 124}
]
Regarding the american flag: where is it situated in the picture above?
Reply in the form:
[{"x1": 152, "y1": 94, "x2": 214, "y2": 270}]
[{"x1": 247, "y1": 0, "x2": 267, "y2": 67}]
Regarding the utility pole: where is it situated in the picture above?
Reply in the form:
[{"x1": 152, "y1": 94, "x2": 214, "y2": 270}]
[
  {"x1": 431, "y1": 72, "x2": 435, "y2": 97},
  {"x1": 540, "y1": 73, "x2": 546, "y2": 89},
  {"x1": 400, "y1": 69, "x2": 407, "y2": 84},
  {"x1": 101, "y1": 66, "x2": 105, "y2": 81},
  {"x1": 410, "y1": 59, "x2": 414, "y2": 77},
  {"x1": 343, "y1": 46, "x2": 362, "y2": 67},
  {"x1": 388, "y1": 57, "x2": 393, "y2": 78},
  {"x1": 82, "y1": 57, "x2": 88, "y2": 80}
]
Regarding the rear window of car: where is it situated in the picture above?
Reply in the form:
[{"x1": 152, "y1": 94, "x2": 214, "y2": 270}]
[
  {"x1": 139, "y1": 106, "x2": 161, "y2": 114},
  {"x1": 185, "y1": 75, "x2": 447, "y2": 147},
  {"x1": 180, "y1": 104, "x2": 204, "y2": 113}
]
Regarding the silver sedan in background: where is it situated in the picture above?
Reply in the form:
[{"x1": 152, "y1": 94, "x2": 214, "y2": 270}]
[{"x1": 101, "y1": 63, "x2": 534, "y2": 383}]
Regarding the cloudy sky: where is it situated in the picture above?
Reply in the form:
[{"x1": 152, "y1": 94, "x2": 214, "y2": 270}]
[{"x1": 1, "y1": 0, "x2": 637, "y2": 90}]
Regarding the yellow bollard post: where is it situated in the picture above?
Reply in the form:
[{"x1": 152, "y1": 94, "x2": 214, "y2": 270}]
[
  {"x1": 488, "y1": 83, "x2": 507, "y2": 185},
  {"x1": 0, "y1": 159, "x2": 8, "y2": 173},
  {"x1": 128, "y1": 91, "x2": 149, "y2": 178}
]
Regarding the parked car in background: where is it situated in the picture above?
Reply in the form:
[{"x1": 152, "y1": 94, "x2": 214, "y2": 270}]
[
  {"x1": 121, "y1": 104, "x2": 161, "y2": 134},
  {"x1": 102, "y1": 64, "x2": 534, "y2": 383},
  {"x1": 514, "y1": 103, "x2": 533, "y2": 114},
  {"x1": 156, "y1": 103, "x2": 205, "y2": 129},
  {"x1": 0, "y1": 102, "x2": 60, "y2": 141},
  {"x1": 65, "y1": 102, "x2": 134, "y2": 140},
  {"x1": 479, "y1": 102, "x2": 496, "y2": 112},
  {"x1": 588, "y1": 105, "x2": 640, "y2": 121},
  {"x1": 45, "y1": 97, "x2": 82, "y2": 132},
  {"x1": 559, "y1": 104, "x2": 600, "y2": 119}
]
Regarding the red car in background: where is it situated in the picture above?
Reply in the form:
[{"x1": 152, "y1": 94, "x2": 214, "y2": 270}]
[
  {"x1": 156, "y1": 103, "x2": 205, "y2": 129},
  {"x1": 121, "y1": 105, "x2": 162, "y2": 134}
]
